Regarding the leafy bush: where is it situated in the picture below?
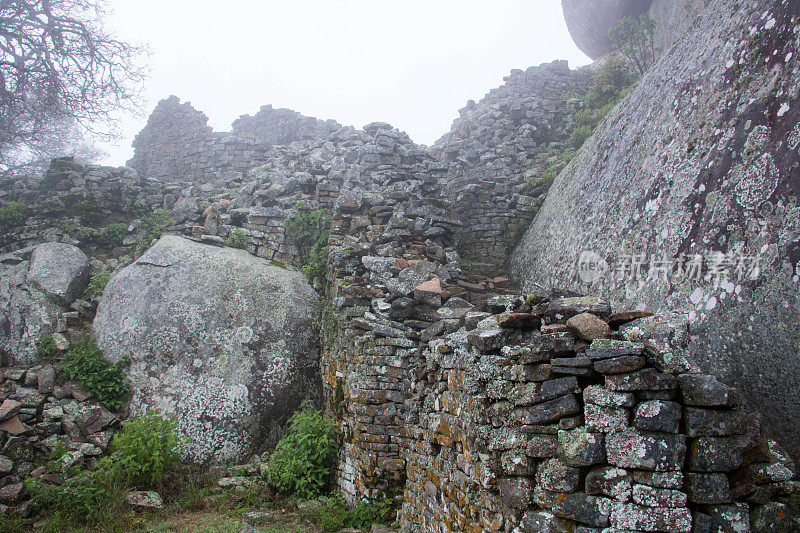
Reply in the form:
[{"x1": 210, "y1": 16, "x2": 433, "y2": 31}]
[
  {"x1": 87, "y1": 269, "x2": 113, "y2": 297},
  {"x1": 264, "y1": 401, "x2": 336, "y2": 498},
  {"x1": 132, "y1": 199, "x2": 150, "y2": 216},
  {"x1": 306, "y1": 495, "x2": 395, "y2": 532},
  {"x1": 227, "y1": 228, "x2": 248, "y2": 249},
  {"x1": 567, "y1": 59, "x2": 637, "y2": 149},
  {"x1": 138, "y1": 209, "x2": 174, "y2": 251},
  {"x1": 0, "y1": 201, "x2": 28, "y2": 227},
  {"x1": 105, "y1": 410, "x2": 183, "y2": 487},
  {"x1": 284, "y1": 201, "x2": 330, "y2": 283},
  {"x1": 58, "y1": 336, "x2": 130, "y2": 410},
  {"x1": 609, "y1": 14, "x2": 656, "y2": 75},
  {"x1": 37, "y1": 334, "x2": 61, "y2": 358},
  {"x1": 28, "y1": 412, "x2": 183, "y2": 529},
  {"x1": 99, "y1": 223, "x2": 128, "y2": 247},
  {"x1": 27, "y1": 470, "x2": 126, "y2": 528}
]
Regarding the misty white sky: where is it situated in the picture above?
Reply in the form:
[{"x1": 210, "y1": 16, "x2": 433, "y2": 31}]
[{"x1": 101, "y1": 1, "x2": 590, "y2": 165}]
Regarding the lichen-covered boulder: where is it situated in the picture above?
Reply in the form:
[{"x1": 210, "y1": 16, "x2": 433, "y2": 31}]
[
  {"x1": 561, "y1": 0, "x2": 653, "y2": 60},
  {"x1": 513, "y1": 1, "x2": 800, "y2": 458},
  {"x1": 93, "y1": 235, "x2": 320, "y2": 463},
  {"x1": 0, "y1": 243, "x2": 87, "y2": 365},
  {"x1": 26, "y1": 242, "x2": 88, "y2": 304}
]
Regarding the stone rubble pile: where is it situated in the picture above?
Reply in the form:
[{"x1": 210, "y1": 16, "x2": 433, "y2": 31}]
[{"x1": 0, "y1": 364, "x2": 120, "y2": 515}]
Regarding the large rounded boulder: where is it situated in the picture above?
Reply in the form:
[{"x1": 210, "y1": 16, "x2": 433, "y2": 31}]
[
  {"x1": 93, "y1": 235, "x2": 321, "y2": 463},
  {"x1": 562, "y1": 0, "x2": 653, "y2": 60},
  {"x1": 1, "y1": 242, "x2": 88, "y2": 365}
]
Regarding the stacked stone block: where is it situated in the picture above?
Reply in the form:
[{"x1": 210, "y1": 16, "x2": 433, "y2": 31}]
[{"x1": 396, "y1": 295, "x2": 798, "y2": 532}]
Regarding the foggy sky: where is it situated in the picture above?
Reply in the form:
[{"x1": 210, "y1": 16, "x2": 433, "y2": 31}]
[{"x1": 101, "y1": 0, "x2": 590, "y2": 165}]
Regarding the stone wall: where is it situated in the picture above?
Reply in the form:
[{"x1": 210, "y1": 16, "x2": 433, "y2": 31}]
[
  {"x1": 127, "y1": 96, "x2": 341, "y2": 184},
  {"x1": 432, "y1": 61, "x2": 591, "y2": 272},
  {"x1": 396, "y1": 296, "x2": 798, "y2": 532}
]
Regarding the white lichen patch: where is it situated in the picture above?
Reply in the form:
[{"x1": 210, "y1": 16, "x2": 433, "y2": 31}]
[{"x1": 732, "y1": 153, "x2": 780, "y2": 210}]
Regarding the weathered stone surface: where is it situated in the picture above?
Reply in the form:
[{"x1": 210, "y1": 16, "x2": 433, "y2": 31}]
[
  {"x1": 516, "y1": 510, "x2": 575, "y2": 533},
  {"x1": 611, "y1": 502, "x2": 692, "y2": 532},
  {"x1": 26, "y1": 242, "x2": 89, "y2": 304},
  {"x1": 37, "y1": 365, "x2": 55, "y2": 394},
  {"x1": 126, "y1": 490, "x2": 164, "y2": 508},
  {"x1": 684, "y1": 473, "x2": 731, "y2": 504},
  {"x1": 537, "y1": 458, "x2": 580, "y2": 493},
  {"x1": 0, "y1": 251, "x2": 71, "y2": 365},
  {"x1": 750, "y1": 501, "x2": 800, "y2": 533},
  {"x1": 606, "y1": 368, "x2": 676, "y2": 392},
  {"x1": 0, "y1": 399, "x2": 21, "y2": 421},
  {"x1": 584, "y1": 339, "x2": 644, "y2": 360},
  {"x1": 606, "y1": 428, "x2": 686, "y2": 471},
  {"x1": 467, "y1": 328, "x2": 505, "y2": 353},
  {"x1": 593, "y1": 355, "x2": 645, "y2": 374},
  {"x1": 93, "y1": 236, "x2": 320, "y2": 462},
  {"x1": 606, "y1": 310, "x2": 654, "y2": 330},
  {"x1": 533, "y1": 487, "x2": 612, "y2": 527},
  {"x1": 0, "y1": 482, "x2": 25, "y2": 504},
  {"x1": 498, "y1": 477, "x2": 533, "y2": 509},
  {"x1": 703, "y1": 503, "x2": 750, "y2": 533},
  {"x1": 558, "y1": 427, "x2": 605, "y2": 467},
  {"x1": 678, "y1": 374, "x2": 740, "y2": 407},
  {"x1": 514, "y1": 0, "x2": 800, "y2": 460},
  {"x1": 684, "y1": 407, "x2": 746, "y2": 437},
  {"x1": 525, "y1": 394, "x2": 579, "y2": 425},
  {"x1": 548, "y1": 296, "x2": 612, "y2": 319},
  {"x1": 498, "y1": 313, "x2": 541, "y2": 330},
  {"x1": 585, "y1": 466, "x2": 631, "y2": 501},
  {"x1": 634, "y1": 400, "x2": 681, "y2": 433},
  {"x1": 565, "y1": 313, "x2": 610, "y2": 341},
  {"x1": 632, "y1": 471, "x2": 683, "y2": 489},
  {"x1": 631, "y1": 484, "x2": 687, "y2": 507},
  {"x1": 584, "y1": 403, "x2": 628, "y2": 433},
  {"x1": 413, "y1": 277, "x2": 442, "y2": 307},
  {"x1": 0, "y1": 415, "x2": 30, "y2": 435},
  {"x1": 688, "y1": 437, "x2": 743, "y2": 472},
  {"x1": 583, "y1": 385, "x2": 635, "y2": 408}
]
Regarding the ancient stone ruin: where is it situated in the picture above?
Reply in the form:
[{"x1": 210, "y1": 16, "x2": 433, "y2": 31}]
[{"x1": 0, "y1": 0, "x2": 798, "y2": 531}]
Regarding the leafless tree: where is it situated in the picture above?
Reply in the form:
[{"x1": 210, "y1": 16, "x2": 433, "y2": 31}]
[
  {"x1": 0, "y1": 0, "x2": 146, "y2": 171},
  {"x1": 1, "y1": 115, "x2": 106, "y2": 176}
]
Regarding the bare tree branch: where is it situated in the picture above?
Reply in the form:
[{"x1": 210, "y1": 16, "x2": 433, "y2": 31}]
[{"x1": 0, "y1": 0, "x2": 147, "y2": 171}]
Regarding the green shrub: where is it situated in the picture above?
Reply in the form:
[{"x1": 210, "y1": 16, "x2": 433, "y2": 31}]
[
  {"x1": 566, "y1": 59, "x2": 637, "y2": 149},
  {"x1": 105, "y1": 410, "x2": 183, "y2": 488},
  {"x1": 37, "y1": 334, "x2": 61, "y2": 358},
  {"x1": 306, "y1": 495, "x2": 394, "y2": 532},
  {"x1": 99, "y1": 223, "x2": 128, "y2": 247},
  {"x1": 265, "y1": 401, "x2": 336, "y2": 498},
  {"x1": 27, "y1": 470, "x2": 126, "y2": 528},
  {"x1": 79, "y1": 226, "x2": 96, "y2": 241},
  {"x1": 132, "y1": 199, "x2": 149, "y2": 216},
  {"x1": 227, "y1": 228, "x2": 248, "y2": 249},
  {"x1": 138, "y1": 209, "x2": 174, "y2": 252},
  {"x1": 284, "y1": 201, "x2": 330, "y2": 283},
  {"x1": 609, "y1": 14, "x2": 656, "y2": 75},
  {"x1": 58, "y1": 336, "x2": 130, "y2": 410},
  {"x1": 87, "y1": 269, "x2": 113, "y2": 297},
  {"x1": 0, "y1": 201, "x2": 28, "y2": 227},
  {"x1": 0, "y1": 515, "x2": 26, "y2": 532}
]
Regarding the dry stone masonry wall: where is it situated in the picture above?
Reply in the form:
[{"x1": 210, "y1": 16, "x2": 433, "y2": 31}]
[
  {"x1": 0, "y1": 1, "x2": 798, "y2": 527},
  {"x1": 395, "y1": 295, "x2": 798, "y2": 532}
]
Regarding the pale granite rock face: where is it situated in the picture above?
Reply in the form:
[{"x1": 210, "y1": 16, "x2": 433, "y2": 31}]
[{"x1": 514, "y1": 0, "x2": 800, "y2": 459}]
